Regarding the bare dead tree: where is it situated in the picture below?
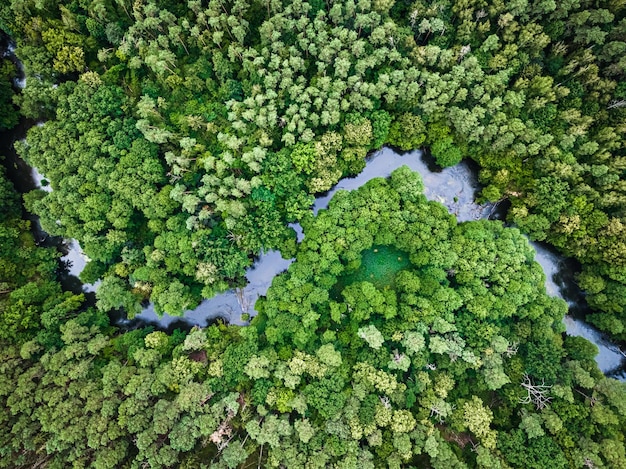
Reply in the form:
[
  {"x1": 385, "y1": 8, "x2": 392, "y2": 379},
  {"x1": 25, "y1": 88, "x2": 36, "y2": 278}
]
[
  {"x1": 210, "y1": 420, "x2": 233, "y2": 451},
  {"x1": 430, "y1": 405, "x2": 446, "y2": 424},
  {"x1": 475, "y1": 9, "x2": 487, "y2": 21},
  {"x1": 607, "y1": 99, "x2": 626, "y2": 110},
  {"x1": 227, "y1": 230, "x2": 243, "y2": 246},
  {"x1": 430, "y1": 403, "x2": 455, "y2": 424},
  {"x1": 505, "y1": 342, "x2": 519, "y2": 358},
  {"x1": 469, "y1": 440, "x2": 480, "y2": 453},
  {"x1": 519, "y1": 374, "x2": 552, "y2": 410},
  {"x1": 458, "y1": 44, "x2": 471, "y2": 63}
]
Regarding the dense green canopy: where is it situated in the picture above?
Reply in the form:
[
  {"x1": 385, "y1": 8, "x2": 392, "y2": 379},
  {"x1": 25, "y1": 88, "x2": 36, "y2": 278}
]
[
  {"x1": 0, "y1": 0, "x2": 623, "y2": 338},
  {"x1": 0, "y1": 167, "x2": 96, "y2": 347},
  {"x1": 1, "y1": 0, "x2": 626, "y2": 467},
  {"x1": 248, "y1": 168, "x2": 618, "y2": 467},
  {"x1": 2, "y1": 168, "x2": 625, "y2": 468}
]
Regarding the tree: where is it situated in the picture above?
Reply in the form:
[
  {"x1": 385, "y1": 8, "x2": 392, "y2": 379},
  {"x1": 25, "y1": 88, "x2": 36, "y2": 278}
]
[
  {"x1": 520, "y1": 374, "x2": 553, "y2": 410},
  {"x1": 358, "y1": 325, "x2": 385, "y2": 349},
  {"x1": 387, "y1": 113, "x2": 426, "y2": 151},
  {"x1": 96, "y1": 276, "x2": 142, "y2": 317}
]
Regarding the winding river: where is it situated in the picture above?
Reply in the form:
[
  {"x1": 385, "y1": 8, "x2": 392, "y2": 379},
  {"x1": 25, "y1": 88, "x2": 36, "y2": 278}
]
[
  {"x1": 1, "y1": 40, "x2": 624, "y2": 380},
  {"x1": 130, "y1": 148, "x2": 626, "y2": 379},
  {"x1": 129, "y1": 148, "x2": 500, "y2": 331}
]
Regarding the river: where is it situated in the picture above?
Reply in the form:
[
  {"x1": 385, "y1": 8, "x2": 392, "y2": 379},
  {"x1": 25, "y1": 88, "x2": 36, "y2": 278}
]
[
  {"x1": 1, "y1": 40, "x2": 623, "y2": 379},
  {"x1": 128, "y1": 147, "x2": 625, "y2": 379},
  {"x1": 128, "y1": 147, "x2": 500, "y2": 331},
  {"x1": 0, "y1": 36, "x2": 96, "y2": 298}
]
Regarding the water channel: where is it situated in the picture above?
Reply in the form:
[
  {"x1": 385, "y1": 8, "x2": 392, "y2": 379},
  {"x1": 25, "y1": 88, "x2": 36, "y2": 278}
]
[
  {"x1": 115, "y1": 148, "x2": 626, "y2": 379},
  {"x1": 128, "y1": 148, "x2": 502, "y2": 331},
  {"x1": 1, "y1": 39, "x2": 624, "y2": 379}
]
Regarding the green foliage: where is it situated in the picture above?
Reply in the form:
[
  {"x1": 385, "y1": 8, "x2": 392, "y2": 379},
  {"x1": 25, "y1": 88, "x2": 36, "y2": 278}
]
[
  {"x1": 1, "y1": 1, "x2": 626, "y2": 467},
  {"x1": 290, "y1": 142, "x2": 317, "y2": 175},
  {"x1": 388, "y1": 113, "x2": 426, "y2": 151},
  {"x1": 0, "y1": 46, "x2": 19, "y2": 130},
  {"x1": 370, "y1": 110, "x2": 392, "y2": 149},
  {"x1": 96, "y1": 276, "x2": 142, "y2": 317},
  {"x1": 428, "y1": 123, "x2": 463, "y2": 168},
  {"x1": 358, "y1": 325, "x2": 385, "y2": 350},
  {"x1": 498, "y1": 430, "x2": 568, "y2": 469},
  {"x1": 2, "y1": 160, "x2": 626, "y2": 468},
  {"x1": 2, "y1": 0, "x2": 624, "y2": 340},
  {"x1": 239, "y1": 168, "x2": 626, "y2": 468},
  {"x1": 0, "y1": 169, "x2": 86, "y2": 346}
]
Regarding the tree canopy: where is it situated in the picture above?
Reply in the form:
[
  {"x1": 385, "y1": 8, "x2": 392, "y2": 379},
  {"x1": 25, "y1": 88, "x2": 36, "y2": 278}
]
[
  {"x1": 1, "y1": 0, "x2": 622, "y2": 338},
  {"x1": 1, "y1": 1, "x2": 626, "y2": 467},
  {"x1": 1, "y1": 167, "x2": 625, "y2": 468}
]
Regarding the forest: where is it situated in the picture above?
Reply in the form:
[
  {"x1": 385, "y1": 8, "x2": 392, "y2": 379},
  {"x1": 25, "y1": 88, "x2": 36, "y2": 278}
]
[{"x1": 0, "y1": 0, "x2": 625, "y2": 467}]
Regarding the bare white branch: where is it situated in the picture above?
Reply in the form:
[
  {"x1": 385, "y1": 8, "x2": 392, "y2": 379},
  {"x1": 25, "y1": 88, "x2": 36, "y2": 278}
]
[{"x1": 519, "y1": 374, "x2": 552, "y2": 410}]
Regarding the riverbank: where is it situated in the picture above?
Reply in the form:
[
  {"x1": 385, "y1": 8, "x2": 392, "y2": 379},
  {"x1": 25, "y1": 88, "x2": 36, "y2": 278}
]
[
  {"x1": 22, "y1": 137, "x2": 626, "y2": 377},
  {"x1": 1, "y1": 34, "x2": 623, "y2": 379}
]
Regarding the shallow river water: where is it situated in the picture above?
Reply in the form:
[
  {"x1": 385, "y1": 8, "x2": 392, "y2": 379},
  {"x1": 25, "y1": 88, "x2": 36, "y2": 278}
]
[
  {"x1": 127, "y1": 148, "x2": 626, "y2": 378},
  {"x1": 1, "y1": 35, "x2": 623, "y2": 377},
  {"x1": 129, "y1": 148, "x2": 498, "y2": 330}
]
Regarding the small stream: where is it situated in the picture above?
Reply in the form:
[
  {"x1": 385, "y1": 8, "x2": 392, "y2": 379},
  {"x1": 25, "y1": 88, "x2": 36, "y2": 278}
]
[
  {"x1": 532, "y1": 242, "x2": 626, "y2": 379},
  {"x1": 1, "y1": 38, "x2": 624, "y2": 378},
  {"x1": 1, "y1": 36, "x2": 96, "y2": 298},
  {"x1": 0, "y1": 119, "x2": 98, "y2": 296}
]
